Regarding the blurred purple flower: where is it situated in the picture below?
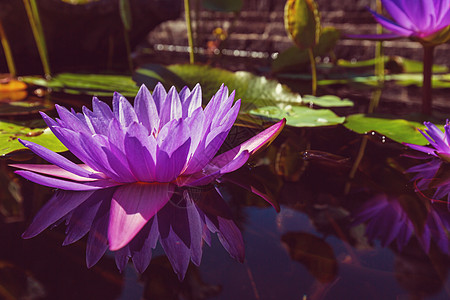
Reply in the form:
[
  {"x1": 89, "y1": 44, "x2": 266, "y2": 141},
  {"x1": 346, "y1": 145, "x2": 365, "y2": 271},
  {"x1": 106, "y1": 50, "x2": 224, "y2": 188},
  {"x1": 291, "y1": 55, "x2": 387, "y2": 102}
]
[
  {"x1": 11, "y1": 83, "x2": 285, "y2": 252},
  {"x1": 370, "y1": 0, "x2": 450, "y2": 40},
  {"x1": 404, "y1": 121, "x2": 450, "y2": 162}
]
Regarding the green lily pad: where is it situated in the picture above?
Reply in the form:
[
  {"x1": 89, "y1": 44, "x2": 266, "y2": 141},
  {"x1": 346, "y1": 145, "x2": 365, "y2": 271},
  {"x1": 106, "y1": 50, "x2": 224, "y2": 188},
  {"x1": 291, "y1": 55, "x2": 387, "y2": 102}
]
[
  {"x1": 249, "y1": 104, "x2": 345, "y2": 127},
  {"x1": 0, "y1": 120, "x2": 67, "y2": 156},
  {"x1": 302, "y1": 94, "x2": 353, "y2": 107},
  {"x1": 22, "y1": 73, "x2": 139, "y2": 97},
  {"x1": 344, "y1": 114, "x2": 444, "y2": 145}
]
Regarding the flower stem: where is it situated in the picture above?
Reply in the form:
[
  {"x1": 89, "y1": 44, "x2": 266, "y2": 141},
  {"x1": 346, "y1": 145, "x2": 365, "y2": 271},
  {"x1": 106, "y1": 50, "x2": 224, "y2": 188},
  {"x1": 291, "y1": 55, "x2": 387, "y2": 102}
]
[
  {"x1": 0, "y1": 19, "x2": 16, "y2": 76},
  {"x1": 23, "y1": 0, "x2": 51, "y2": 78},
  {"x1": 184, "y1": 0, "x2": 195, "y2": 64},
  {"x1": 307, "y1": 47, "x2": 317, "y2": 96},
  {"x1": 422, "y1": 45, "x2": 435, "y2": 115},
  {"x1": 374, "y1": 0, "x2": 384, "y2": 84},
  {"x1": 344, "y1": 135, "x2": 368, "y2": 194}
]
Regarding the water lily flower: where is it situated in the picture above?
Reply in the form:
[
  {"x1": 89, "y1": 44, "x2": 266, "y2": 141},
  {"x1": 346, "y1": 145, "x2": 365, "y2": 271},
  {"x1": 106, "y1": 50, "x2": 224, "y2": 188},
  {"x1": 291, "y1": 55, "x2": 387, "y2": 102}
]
[
  {"x1": 369, "y1": 0, "x2": 450, "y2": 42},
  {"x1": 404, "y1": 121, "x2": 450, "y2": 162},
  {"x1": 11, "y1": 83, "x2": 285, "y2": 253}
]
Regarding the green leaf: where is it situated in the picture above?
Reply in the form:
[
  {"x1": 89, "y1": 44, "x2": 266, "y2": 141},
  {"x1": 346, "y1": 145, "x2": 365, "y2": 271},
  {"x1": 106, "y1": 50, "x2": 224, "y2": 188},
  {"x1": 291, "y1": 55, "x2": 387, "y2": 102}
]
[
  {"x1": 249, "y1": 104, "x2": 345, "y2": 127},
  {"x1": 133, "y1": 64, "x2": 188, "y2": 91},
  {"x1": 0, "y1": 120, "x2": 67, "y2": 156},
  {"x1": 284, "y1": 0, "x2": 320, "y2": 49},
  {"x1": 343, "y1": 114, "x2": 443, "y2": 145},
  {"x1": 337, "y1": 56, "x2": 448, "y2": 73},
  {"x1": 161, "y1": 64, "x2": 303, "y2": 111},
  {"x1": 272, "y1": 27, "x2": 340, "y2": 73},
  {"x1": 22, "y1": 73, "x2": 139, "y2": 97},
  {"x1": 302, "y1": 94, "x2": 353, "y2": 107},
  {"x1": 202, "y1": 0, "x2": 243, "y2": 12}
]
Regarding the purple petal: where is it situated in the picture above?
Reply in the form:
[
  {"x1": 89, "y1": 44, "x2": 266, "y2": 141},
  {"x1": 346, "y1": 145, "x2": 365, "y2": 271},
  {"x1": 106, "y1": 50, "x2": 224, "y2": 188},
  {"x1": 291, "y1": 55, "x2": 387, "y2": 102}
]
[
  {"x1": 55, "y1": 104, "x2": 90, "y2": 134},
  {"x1": 134, "y1": 85, "x2": 159, "y2": 133},
  {"x1": 159, "y1": 86, "x2": 182, "y2": 126},
  {"x1": 124, "y1": 130, "x2": 156, "y2": 182},
  {"x1": 182, "y1": 83, "x2": 202, "y2": 118},
  {"x1": 17, "y1": 139, "x2": 102, "y2": 180},
  {"x1": 151, "y1": 82, "x2": 167, "y2": 115},
  {"x1": 381, "y1": 0, "x2": 416, "y2": 30},
  {"x1": 10, "y1": 164, "x2": 102, "y2": 182},
  {"x1": 22, "y1": 190, "x2": 95, "y2": 238},
  {"x1": 108, "y1": 183, "x2": 172, "y2": 251},
  {"x1": 155, "y1": 138, "x2": 191, "y2": 182},
  {"x1": 15, "y1": 170, "x2": 120, "y2": 190},
  {"x1": 117, "y1": 95, "x2": 138, "y2": 127},
  {"x1": 370, "y1": 9, "x2": 415, "y2": 36},
  {"x1": 210, "y1": 119, "x2": 286, "y2": 170}
]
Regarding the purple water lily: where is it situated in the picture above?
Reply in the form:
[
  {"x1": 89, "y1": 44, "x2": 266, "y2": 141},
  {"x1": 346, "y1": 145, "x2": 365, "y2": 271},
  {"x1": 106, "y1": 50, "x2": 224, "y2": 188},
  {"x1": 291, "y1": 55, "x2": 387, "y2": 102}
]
[
  {"x1": 11, "y1": 83, "x2": 285, "y2": 253},
  {"x1": 369, "y1": 0, "x2": 450, "y2": 40},
  {"x1": 404, "y1": 121, "x2": 450, "y2": 162}
]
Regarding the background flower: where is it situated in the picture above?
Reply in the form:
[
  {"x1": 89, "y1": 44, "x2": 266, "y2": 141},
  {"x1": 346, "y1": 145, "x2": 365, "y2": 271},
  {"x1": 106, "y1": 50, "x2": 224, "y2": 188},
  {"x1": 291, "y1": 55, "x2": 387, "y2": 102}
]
[{"x1": 370, "y1": 0, "x2": 450, "y2": 43}]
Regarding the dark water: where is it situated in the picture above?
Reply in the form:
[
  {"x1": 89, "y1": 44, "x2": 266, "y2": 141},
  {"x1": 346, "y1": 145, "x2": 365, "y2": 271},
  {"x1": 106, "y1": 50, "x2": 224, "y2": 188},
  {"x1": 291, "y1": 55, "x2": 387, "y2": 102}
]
[{"x1": 1, "y1": 88, "x2": 450, "y2": 299}]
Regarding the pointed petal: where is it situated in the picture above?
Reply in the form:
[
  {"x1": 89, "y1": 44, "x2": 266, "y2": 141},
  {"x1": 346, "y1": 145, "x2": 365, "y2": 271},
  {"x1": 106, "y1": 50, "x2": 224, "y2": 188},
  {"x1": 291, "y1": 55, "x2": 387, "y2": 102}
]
[
  {"x1": 155, "y1": 138, "x2": 191, "y2": 182},
  {"x1": 17, "y1": 139, "x2": 101, "y2": 179},
  {"x1": 9, "y1": 164, "x2": 102, "y2": 182},
  {"x1": 370, "y1": 9, "x2": 415, "y2": 36},
  {"x1": 134, "y1": 84, "x2": 159, "y2": 132},
  {"x1": 108, "y1": 183, "x2": 172, "y2": 251},
  {"x1": 15, "y1": 170, "x2": 120, "y2": 190},
  {"x1": 210, "y1": 119, "x2": 286, "y2": 170},
  {"x1": 117, "y1": 95, "x2": 138, "y2": 127},
  {"x1": 151, "y1": 82, "x2": 167, "y2": 114}
]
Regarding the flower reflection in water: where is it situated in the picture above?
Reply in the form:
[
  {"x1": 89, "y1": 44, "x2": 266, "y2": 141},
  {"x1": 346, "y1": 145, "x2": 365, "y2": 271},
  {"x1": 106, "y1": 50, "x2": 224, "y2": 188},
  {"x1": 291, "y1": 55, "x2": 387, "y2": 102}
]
[
  {"x1": 22, "y1": 183, "x2": 245, "y2": 280},
  {"x1": 354, "y1": 193, "x2": 450, "y2": 254}
]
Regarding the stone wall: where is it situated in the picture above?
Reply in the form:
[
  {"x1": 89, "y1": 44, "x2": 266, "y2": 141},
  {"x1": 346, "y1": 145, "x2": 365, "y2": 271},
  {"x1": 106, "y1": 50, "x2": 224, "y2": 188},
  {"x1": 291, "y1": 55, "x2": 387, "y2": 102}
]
[{"x1": 142, "y1": 0, "x2": 450, "y2": 70}]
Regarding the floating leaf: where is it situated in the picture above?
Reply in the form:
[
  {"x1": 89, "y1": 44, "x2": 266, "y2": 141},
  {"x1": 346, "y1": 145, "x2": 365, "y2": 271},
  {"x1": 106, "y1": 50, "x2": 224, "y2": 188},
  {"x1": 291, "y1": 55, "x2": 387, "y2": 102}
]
[
  {"x1": 284, "y1": 0, "x2": 320, "y2": 49},
  {"x1": 21, "y1": 73, "x2": 139, "y2": 97},
  {"x1": 0, "y1": 120, "x2": 67, "y2": 156},
  {"x1": 249, "y1": 104, "x2": 345, "y2": 127},
  {"x1": 302, "y1": 94, "x2": 353, "y2": 107},
  {"x1": 343, "y1": 114, "x2": 444, "y2": 145},
  {"x1": 202, "y1": 0, "x2": 243, "y2": 12},
  {"x1": 272, "y1": 27, "x2": 340, "y2": 73}
]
